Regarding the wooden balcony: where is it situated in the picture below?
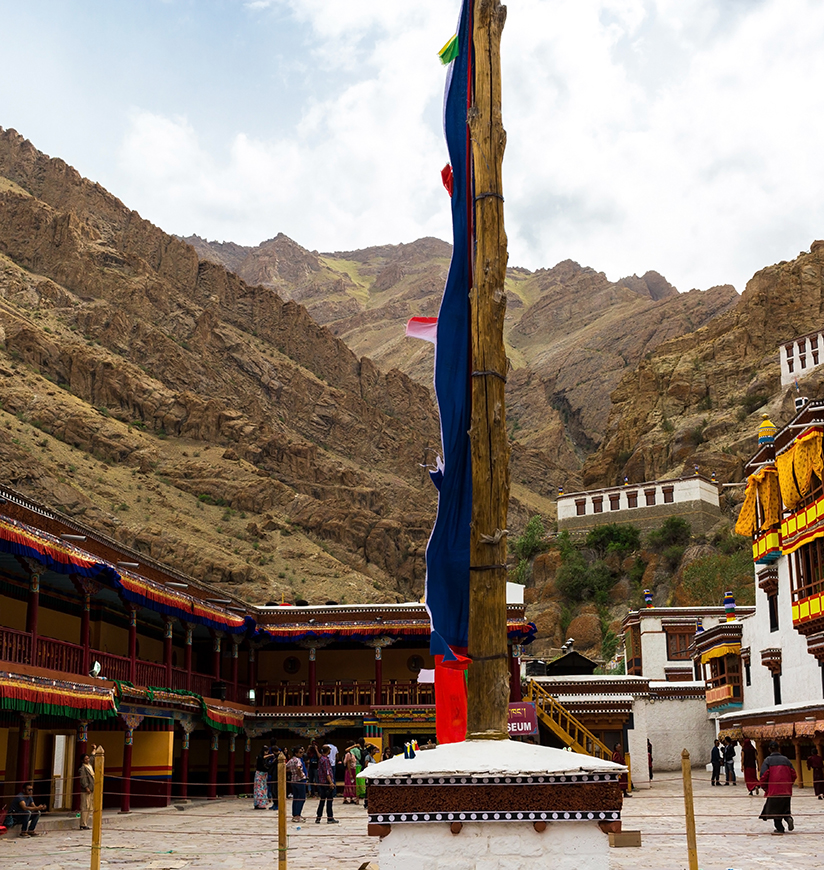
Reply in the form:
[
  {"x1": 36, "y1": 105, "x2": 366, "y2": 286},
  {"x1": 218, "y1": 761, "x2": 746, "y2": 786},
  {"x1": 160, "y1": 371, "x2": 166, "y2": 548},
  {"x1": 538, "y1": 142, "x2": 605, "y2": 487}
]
[
  {"x1": 259, "y1": 679, "x2": 435, "y2": 708},
  {"x1": 0, "y1": 626, "x2": 242, "y2": 701}
]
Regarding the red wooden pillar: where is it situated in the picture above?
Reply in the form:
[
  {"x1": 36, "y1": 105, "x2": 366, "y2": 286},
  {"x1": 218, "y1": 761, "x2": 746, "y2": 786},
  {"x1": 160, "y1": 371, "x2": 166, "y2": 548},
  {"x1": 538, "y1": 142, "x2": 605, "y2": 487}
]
[
  {"x1": 374, "y1": 646, "x2": 383, "y2": 705},
  {"x1": 184, "y1": 624, "x2": 193, "y2": 691},
  {"x1": 226, "y1": 733, "x2": 236, "y2": 796},
  {"x1": 231, "y1": 637, "x2": 240, "y2": 702},
  {"x1": 243, "y1": 736, "x2": 251, "y2": 793},
  {"x1": 308, "y1": 647, "x2": 317, "y2": 706},
  {"x1": 509, "y1": 644, "x2": 522, "y2": 702},
  {"x1": 164, "y1": 618, "x2": 174, "y2": 688},
  {"x1": 81, "y1": 593, "x2": 92, "y2": 675},
  {"x1": 27, "y1": 572, "x2": 40, "y2": 664},
  {"x1": 73, "y1": 719, "x2": 89, "y2": 812},
  {"x1": 128, "y1": 606, "x2": 138, "y2": 684},
  {"x1": 212, "y1": 632, "x2": 223, "y2": 682},
  {"x1": 207, "y1": 730, "x2": 219, "y2": 800},
  {"x1": 179, "y1": 724, "x2": 192, "y2": 800},
  {"x1": 16, "y1": 714, "x2": 34, "y2": 787}
]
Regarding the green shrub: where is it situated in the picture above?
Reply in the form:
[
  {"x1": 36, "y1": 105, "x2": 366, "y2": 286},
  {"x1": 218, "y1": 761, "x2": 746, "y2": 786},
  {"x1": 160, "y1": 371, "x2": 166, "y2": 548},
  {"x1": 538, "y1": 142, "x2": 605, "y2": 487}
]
[
  {"x1": 628, "y1": 556, "x2": 647, "y2": 586},
  {"x1": 647, "y1": 516, "x2": 691, "y2": 551},
  {"x1": 661, "y1": 544, "x2": 686, "y2": 571},
  {"x1": 585, "y1": 524, "x2": 640, "y2": 558},
  {"x1": 510, "y1": 514, "x2": 546, "y2": 562},
  {"x1": 678, "y1": 550, "x2": 755, "y2": 606}
]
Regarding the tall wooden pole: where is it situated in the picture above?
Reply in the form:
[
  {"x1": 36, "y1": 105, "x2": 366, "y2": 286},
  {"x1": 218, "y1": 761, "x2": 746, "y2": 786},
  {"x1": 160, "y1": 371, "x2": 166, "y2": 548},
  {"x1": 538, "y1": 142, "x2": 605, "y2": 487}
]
[
  {"x1": 277, "y1": 751, "x2": 288, "y2": 870},
  {"x1": 466, "y1": 0, "x2": 510, "y2": 741},
  {"x1": 90, "y1": 745, "x2": 105, "y2": 870},
  {"x1": 681, "y1": 749, "x2": 699, "y2": 870}
]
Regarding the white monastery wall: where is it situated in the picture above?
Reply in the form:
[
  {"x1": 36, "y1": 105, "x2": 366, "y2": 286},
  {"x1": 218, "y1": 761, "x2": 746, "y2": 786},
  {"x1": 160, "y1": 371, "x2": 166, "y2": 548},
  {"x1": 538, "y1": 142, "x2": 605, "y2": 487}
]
[
  {"x1": 780, "y1": 330, "x2": 824, "y2": 388},
  {"x1": 739, "y1": 557, "x2": 822, "y2": 712},
  {"x1": 643, "y1": 692, "x2": 715, "y2": 769},
  {"x1": 625, "y1": 698, "x2": 650, "y2": 790},
  {"x1": 377, "y1": 821, "x2": 610, "y2": 870}
]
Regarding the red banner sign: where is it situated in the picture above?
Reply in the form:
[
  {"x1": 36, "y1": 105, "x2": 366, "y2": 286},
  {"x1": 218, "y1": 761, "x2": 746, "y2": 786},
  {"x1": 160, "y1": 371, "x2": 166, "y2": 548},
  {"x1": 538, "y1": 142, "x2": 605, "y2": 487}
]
[{"x1": 507, "y1": 701, "x2": 538, "y2": 737}]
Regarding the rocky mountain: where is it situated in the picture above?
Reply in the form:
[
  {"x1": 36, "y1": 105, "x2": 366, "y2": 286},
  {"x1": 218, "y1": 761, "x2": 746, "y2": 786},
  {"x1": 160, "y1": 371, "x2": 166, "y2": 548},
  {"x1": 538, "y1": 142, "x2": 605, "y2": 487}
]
[
  {"x1": 582, "y1": 241, "x2": 824, "y2": 489},
  {"x1": 0, "y1": 128, "x2": 446, "y2": 605},
  {"x1": 188, "y1": 237, "x2": 740, "y2": 500}
]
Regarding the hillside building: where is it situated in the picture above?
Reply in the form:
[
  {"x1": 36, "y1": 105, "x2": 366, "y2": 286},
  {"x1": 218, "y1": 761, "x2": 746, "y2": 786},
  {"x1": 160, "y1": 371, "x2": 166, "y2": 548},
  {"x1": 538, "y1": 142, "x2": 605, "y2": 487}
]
[
  {"x1": 780, "y1": 328, "x2": 824, "y2": 387},
  {"x1": 557, "y1": 474, "x2": 722, "y2": 535},
  {"x1": 0, "y1": 486, "x2": 535, "y2": 813}
]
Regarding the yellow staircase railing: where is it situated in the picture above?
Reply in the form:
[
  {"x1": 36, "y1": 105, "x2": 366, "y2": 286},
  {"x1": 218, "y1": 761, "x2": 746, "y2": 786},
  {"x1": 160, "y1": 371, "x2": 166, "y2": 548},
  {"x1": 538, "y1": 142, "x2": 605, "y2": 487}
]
[{"x1": 525, "y1": 679, "x2": 613, "y2": 761}]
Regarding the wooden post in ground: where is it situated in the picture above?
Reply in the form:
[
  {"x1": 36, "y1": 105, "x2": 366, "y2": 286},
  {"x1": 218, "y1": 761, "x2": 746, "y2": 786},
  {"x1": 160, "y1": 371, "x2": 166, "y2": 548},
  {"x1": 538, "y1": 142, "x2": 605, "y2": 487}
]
[
  {"x1": 90, "y1": 745, "x2": 105, "y2": 870},
  {"x1": 681, "y1": 749, "x2": 699, "y2": 870},
  {"x1": 466, "y1": 0, "x2": 511, "y2": 743},
  {"x1": 277, "y1": 751, "x2": 287, "y2": 870}
]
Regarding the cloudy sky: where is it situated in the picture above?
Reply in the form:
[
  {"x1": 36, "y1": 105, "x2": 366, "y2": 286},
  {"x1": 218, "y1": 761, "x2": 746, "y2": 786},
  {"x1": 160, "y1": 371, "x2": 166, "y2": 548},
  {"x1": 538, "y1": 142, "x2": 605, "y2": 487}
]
[{"x1": 2, "y1": 0, "x2": 824, "y2": 294}]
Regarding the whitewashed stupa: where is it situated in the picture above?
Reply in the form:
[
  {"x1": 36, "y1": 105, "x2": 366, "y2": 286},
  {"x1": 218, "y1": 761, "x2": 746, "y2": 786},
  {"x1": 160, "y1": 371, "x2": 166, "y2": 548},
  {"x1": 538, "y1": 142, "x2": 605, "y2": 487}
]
[{"x1": 359, "y1": 739, "x2": 626, "y2": 870}]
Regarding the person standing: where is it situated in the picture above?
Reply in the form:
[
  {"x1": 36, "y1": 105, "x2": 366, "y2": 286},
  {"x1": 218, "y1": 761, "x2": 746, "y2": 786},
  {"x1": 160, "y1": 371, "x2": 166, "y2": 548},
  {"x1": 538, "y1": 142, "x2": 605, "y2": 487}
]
[
  {"x1": 806, "y1": 746, "x2": 824, "y2": 799},
  {"x1": 79, "y1": 753, "x2": 95, "y2": 830},
  {"x1": 741, "y1": 738, "x2": 760, "y2": 795},
  {"x1": 286, "y1": 746, "x2": 308, "y2": 821},
  {"x1": 759, "y1": 741, "x2": 796, "y2": 834},
  {"x1": 723, "y1": 737, "x2": 737, "y2": 785},
  {"x1": 710, "y1": 739, "x2": 722, "y2": 786},
  {"x1": 342, "y1": 747, "x2": 358, "y2": 804},
  {"x1": 14, "y1": 783, "x2": 46, "y2": 837},
  {"x1": 253, "y1": 745, "x2": 271, "y2": 809},
  {"x1": 315, "y1": 744, "x2": 339, "y2": 824},
  {"x1": 647, "y1": 739, "x2": 653, "y2": 781},
  {"x1": 306, "y1": 740, "x2": 320, "y2": 798},
  {"x1": 612, "y1": 742, "x2": 631, "y2": 798}
]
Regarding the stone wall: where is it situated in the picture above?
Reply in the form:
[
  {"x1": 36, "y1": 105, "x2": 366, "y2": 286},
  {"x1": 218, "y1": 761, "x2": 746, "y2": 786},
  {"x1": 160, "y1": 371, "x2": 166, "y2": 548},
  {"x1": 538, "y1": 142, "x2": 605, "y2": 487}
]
[{"x1": 558, "y1": 500, "x2": 721, "y2": 536}]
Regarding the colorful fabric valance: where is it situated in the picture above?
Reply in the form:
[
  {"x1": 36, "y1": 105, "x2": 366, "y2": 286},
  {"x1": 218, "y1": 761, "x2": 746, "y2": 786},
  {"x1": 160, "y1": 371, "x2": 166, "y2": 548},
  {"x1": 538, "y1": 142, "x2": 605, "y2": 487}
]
[
  {"x1": 0, "y1": 671, "x2": 117, "y2": 721},
  {"x1": 735, "y1": 466, "x2": 781, "y2": 536},
  {"x1": 259, "y1": 619, "x2": 537, "y2": 646},
  {"x1": 113, "y1": 570, "x2": 252, "y2": 636},
  {"x1": 0, "y1": 516, "x2": 120, "y2": 583},
  {"x1": 0, "y1": 516, "x2": 252, "y2": 636},
  {"x1": 701, "y1": 643, "x2": 741, "y2": 664}
]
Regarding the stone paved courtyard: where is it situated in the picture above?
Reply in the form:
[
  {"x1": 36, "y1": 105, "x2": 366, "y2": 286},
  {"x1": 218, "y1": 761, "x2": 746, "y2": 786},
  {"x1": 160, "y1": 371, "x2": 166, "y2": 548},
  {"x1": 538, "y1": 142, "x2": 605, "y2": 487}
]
[{"x1": 2, "y1": 770, "x2": 823, "y2": 869}]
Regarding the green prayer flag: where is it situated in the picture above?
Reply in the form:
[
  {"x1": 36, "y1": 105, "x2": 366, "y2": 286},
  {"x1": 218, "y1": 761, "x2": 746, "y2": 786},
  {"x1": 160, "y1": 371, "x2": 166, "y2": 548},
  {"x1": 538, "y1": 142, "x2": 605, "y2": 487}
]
[{"x1": 439, "y1": 34, "x2": 459, "y2": 65}]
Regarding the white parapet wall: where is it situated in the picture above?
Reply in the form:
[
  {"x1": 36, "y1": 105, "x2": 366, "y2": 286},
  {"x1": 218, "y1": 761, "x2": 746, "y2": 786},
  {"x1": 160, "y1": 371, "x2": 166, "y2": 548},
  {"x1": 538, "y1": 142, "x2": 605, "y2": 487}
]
[
  {"x1": 377, "y1": 818, "x2": 610, "y2": 870},
  {"x1": 558, "y1": 475, "x2": 720, "y2": 533},
  {"x1": 781, "y1": 330, "x2": 824, "y2": 387}
]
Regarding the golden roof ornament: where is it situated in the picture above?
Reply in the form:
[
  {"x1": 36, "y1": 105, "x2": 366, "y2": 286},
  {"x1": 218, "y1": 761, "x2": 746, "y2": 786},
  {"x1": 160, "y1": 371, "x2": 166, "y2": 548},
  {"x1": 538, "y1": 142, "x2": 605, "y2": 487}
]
[{"x1": 758, "y1": 414, "x2": 777, "y2": 444}]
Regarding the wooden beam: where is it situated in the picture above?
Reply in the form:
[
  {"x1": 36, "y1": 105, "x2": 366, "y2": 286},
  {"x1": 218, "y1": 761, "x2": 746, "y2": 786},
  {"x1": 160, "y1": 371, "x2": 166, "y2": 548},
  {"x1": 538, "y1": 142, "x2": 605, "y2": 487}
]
[{"x1": 467, "y1": 0, "x2": 510, "y2": 741}]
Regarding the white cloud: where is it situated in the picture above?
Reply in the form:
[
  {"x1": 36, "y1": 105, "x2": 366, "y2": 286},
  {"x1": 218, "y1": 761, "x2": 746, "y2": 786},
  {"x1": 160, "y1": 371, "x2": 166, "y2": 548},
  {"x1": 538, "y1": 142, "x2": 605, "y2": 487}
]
[{"x1": 114, "y1": 0, "x2": 824, "y2": 295}]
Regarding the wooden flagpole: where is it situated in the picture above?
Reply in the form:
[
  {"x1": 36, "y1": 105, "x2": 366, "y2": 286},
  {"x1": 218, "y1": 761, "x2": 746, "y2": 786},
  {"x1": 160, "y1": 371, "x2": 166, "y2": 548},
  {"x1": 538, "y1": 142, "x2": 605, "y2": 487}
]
[{"x1": 467, "y1": 0, "x2": 510, "y2": 741}]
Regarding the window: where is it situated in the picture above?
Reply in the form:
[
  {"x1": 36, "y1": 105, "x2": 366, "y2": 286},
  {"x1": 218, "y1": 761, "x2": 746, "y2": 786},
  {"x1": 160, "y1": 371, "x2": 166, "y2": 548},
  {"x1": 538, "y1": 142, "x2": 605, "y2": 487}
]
[
  {"x1": 592, "y1": 496, "x2": 603, "y2": 513},
  {"x1": 626, "y1": 491, "x2": 638, "y2": 508},
  {"x1": 773, "y1": 673, "x2": 782, "y2": 705},
  {"x1": 768, "y1": 593, "x2": 779, "y2": 632},
  {"x1": 626, "y1": 624, "x2": 642, "y2": 675},
  {"x1": 745, "y1": 661, "x2": 751, "y2": 686},
  {"x1": 645, "y1": 489, "x2": 656, "y2": 506},
  {"x1": 663, "y1": 486, "x2": 674, "y2": 504},
  {"x1": 666, "y1": 630, "x2": 692, "y2": 661},
  {"x1": 787, "y1": 358, "x2": 794, "y2": 373},
  {"x1": 792, "y1": 536, "x2": 824, "y2": 603},
  {"x1": 575, "y1": 499, "x2": 586, "y2": 516},
  {"x1": 609, "y1": 494, "x2": 620, "y2": 511},
  {"x1": 706, "y1": 654, "x2": 742, "y2": 701}
]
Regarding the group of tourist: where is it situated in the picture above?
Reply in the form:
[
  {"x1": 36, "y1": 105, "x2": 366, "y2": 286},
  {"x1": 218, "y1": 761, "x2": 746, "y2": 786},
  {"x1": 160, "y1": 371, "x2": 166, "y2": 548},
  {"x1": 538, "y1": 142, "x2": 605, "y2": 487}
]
[
  {"x1": 710, "y1": 737, "x2": 824, "y2": 834},
  {"x1": 254, "y1": 738, "x2": 386, "y2": 823}
]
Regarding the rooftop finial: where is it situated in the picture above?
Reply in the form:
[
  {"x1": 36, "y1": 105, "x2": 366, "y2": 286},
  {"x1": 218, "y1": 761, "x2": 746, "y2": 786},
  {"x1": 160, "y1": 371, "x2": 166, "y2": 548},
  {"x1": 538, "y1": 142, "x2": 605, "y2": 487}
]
[{"x1": 758, "y1": 414, "x2": 777, "y2": 444}]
